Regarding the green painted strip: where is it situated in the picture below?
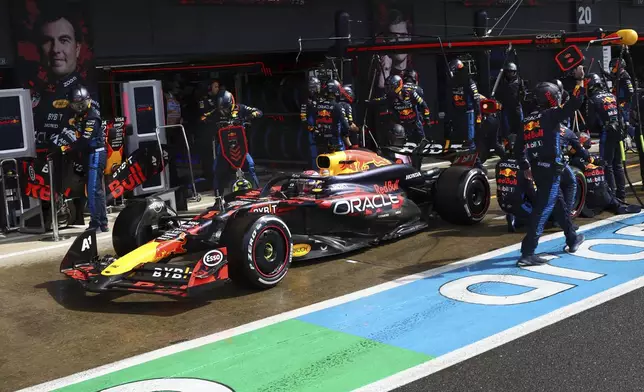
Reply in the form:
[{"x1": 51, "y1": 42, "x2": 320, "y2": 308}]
[{"x1": 54, "y1": 319, "x2": 432, "y2": 392}]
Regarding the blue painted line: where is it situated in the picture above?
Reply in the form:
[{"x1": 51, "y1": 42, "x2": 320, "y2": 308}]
[{"x1": 298, "y1": 214, "x2": 644, "y2": 358}]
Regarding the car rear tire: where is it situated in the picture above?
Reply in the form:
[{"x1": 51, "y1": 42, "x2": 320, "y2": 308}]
[
  {"x1": 112, "y1": 201, "x2": 164, "y2": 257},
  {"x1": 434, "y1": 166, "x2": 490, "y2": 225},
  {"x1": 224, "y1": 214, "x2": 293, "y2": 289},
  {"x1": 571, "y1": 166, "x2": 587, "y2": 219}
]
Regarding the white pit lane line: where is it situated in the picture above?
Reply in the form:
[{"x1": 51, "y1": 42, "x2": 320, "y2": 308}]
[{"x1": 19, "y1": 212, "x2": 643, "y2": 392}]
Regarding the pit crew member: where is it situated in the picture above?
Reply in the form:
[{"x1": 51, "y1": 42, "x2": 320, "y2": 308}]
[
  {"x1": 64, "y1": 85, "x2": 107, "y2": 232},
  {"x1": 495, "y1": 62, "x2": 525, "y2": 137},
  {"x1": 304, "y1": 79, "x2": 350, "y2": 167},
  {"x1": 586, "y1": 73, "x2": 626, "y2": 201},
  {"x1": 213, "y1": 91, "x2": 262, "y2": 195},
  {"x1": 514, "y1": 81, "x2": 585, "y2": 266}
]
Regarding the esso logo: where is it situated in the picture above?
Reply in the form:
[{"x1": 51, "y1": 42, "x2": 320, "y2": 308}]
[{"x1": 203, "y1": 249, "x2": 224, "y2": 267}]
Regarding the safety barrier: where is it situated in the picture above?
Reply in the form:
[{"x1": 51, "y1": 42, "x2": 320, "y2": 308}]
[{"x1": 155, "y1": 124, "x2": 201, "y2": 202}]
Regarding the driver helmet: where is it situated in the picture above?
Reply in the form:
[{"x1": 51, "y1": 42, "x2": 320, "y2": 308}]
[
  {"x1": 232, "y1": 178, "x2": 253, "y2": 192},
  {"x1": 69, "y1": 85, "x2": 91, "y2": 113},
  {"x1": 388, "y1": 124, "x2": 407, "y2": 147},
  {"x1": 217, "y1": 91, "x2": 235, "y2": 118},
  {"x1": 299, "y1": 170, "x2": 323, "y2": 193}
]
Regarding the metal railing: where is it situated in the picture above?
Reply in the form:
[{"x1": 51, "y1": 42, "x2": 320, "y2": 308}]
[
  {"x1": 0, "y1": 159, "x2": 24, "y2": 232},
  {"x1": 42, "y1": 153, "x2": 69, "y2": 242},
  {"x1": 155, "y1": 124, "x2": 201, "y2": 202}
]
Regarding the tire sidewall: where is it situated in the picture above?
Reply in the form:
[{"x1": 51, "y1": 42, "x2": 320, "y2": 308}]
[
  {"x1": 571, "y1": 167, "x2": 587, "y2": 219},
  {"x1": 459, "y1": 168, "x2": 491, "y2": 222},
  {"x1": 242, "y1": 215, "x2": 293, "y2": 286}
]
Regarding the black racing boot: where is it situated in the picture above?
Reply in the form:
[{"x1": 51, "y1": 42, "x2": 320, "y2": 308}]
[
  {"x1": 565, "y1": 234, "x2": 585, "y2": 253},
  {"x1": 517, "y1": 254, "x2": 549, "y2": 267}
]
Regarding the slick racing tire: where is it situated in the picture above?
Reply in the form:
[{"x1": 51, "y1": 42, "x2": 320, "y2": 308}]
[
  {"x1": 112, "y1": 200, "x2": 171, "y2": 257},
  {"x1": 571, "y1": 166, "x2": 587, "y2": 220},
  {"x1": 434, "y1": 166, "x2": 490, "y2": 225},
  {"x1": 224, "y1": 214, "x2": 293, "y2": 289}
]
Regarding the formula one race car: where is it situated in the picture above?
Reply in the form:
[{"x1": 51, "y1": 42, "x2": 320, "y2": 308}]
[{"x1": 60, "y1": 147, "x2": 490, "y2": 297}]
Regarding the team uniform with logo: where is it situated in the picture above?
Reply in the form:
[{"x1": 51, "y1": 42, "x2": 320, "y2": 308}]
[
  {"x1": 68, "y1": 104, "x2": 107, "y2": 229},
  {"x1": 305, "y1": 98, "x2": 350, "y2": 164},
  {"x1": 588, "y1": 90, "x2": 624, "y2": 200},
  {"x1": 385, "y1": 86, "x2": 430, "y2": 143},
  {"x1": 450, "y1": 78, "x2": 481, "y2": 147},
  {"x1": 213, "y1": 104, "x2": 262, "y2": 195},
  {"x1": 514, "y1": 85, "x2": 585, "y2": 258}
]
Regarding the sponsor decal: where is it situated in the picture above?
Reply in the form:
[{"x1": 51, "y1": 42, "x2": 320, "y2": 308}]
[
  {"x1": 150, "y1": 200, "x2": 165, "y2": 213},
  {"x1": 203, "y1": 249, "x2": 225, "y2": 267},
  {"x1": 108, "y1": 161, "x2": 147, "y2": 199},
  {"x1": 496, "y1": 177, "x2": 518, "y2": 185},
  {"x1": 151, "y1": 266, "x2": 190, "y2": 280},
  {"x1": 99, "y1": 378, "x2": 235, "y2": 392},
  {"x1": 374, "y1": 179, "x2": 399, "y2": 194},
  {"x1": 63, "y1": 75, "x2": 77, "y2": 87},
  {"x1": 524, "y1": 129, "x2": 544, "y2": 141},
  {"x1": 498, "y1": 168, "x2": 517, "y2": 177},
  {"x1": 52, "y1": 99, "x2": 69, "y2": 109},
  {"x1": 328, "y1": 184, "x2": 350, "y2": 191},
  {"x1": 293, "y1": 244, "x2": 311, "y2": 258},
  {"x1": 0, "y1": 117, "x2": 20, "y2": 126},
  {"x1": 333, "y1": 194, "x2": 401, "y2": 215},
  {"x1": 136, "y1": 104, "x2": 154, "y2": 112},
  {"x1": 81, "y1": 236, "x2": 92, "y2": 252},
  {"x1": 247, "y1": 224, "x2": 260, "y2": 264},
  {"x1": 405, "y1": 172, "x2": 421, "y2": 180},
  {"x1": 251, "y1": 204, "x2": 277, "y2": 214}
]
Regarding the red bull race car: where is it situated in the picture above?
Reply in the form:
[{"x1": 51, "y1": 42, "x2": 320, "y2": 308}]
[{"x1": 60, "y1": 147, "x2": 490, "y2": 298}]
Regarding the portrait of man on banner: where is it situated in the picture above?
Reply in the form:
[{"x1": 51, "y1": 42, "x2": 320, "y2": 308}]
[
  {"x1": 11, "y1": 0, "x2": 99, "y2": 149},
  {"x1": 371, "y1": 0, "x2": 414, "y2": 90}
]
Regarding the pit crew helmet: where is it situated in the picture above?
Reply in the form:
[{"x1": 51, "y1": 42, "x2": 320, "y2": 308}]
[
  {"x1": 308, "y1": 76, "x2": 321, "y2": 96},
  {"x1": 448, "y1": 59, "x2": 465, "y2": 76},
  {"x1": 69, "y1": 85, "x2": 91, "y2": 113},
  {"x1": 610, "y1": 58, "x2": 626, "y2": 74},
  {"x1": 503, "y1": 62, "x2": 518, "y2": 81},
  {"x1": 578, "y1": 132, "x2": 592, "y2": 150},
  {"x1": 533, "y1": 82, "x2": 562, "y2": 108},
  {"x1": 324, "y1": 80, "x2": 342, "y2": 99},
  {"x1": 586, "y1": 73, "x2": 604, "y2": 94},
  {"x1": 232, "y1": 178, "x2": 253, "y2": 192},
  {"x1": 340, "y1": 84, "x2": 354, "y2": 103},
  {"x1": 402, "y1": 69, "x2": 419, "y2": 85},
  {"x1": 217, "y1": 91, "x2": 235, "y2": 118},
  {"x1": 385, "y1": 75, "x2": 404, "y2": 96},
  {"x1": 388, "y1": 124, "x2": 407, "y2": 147}
]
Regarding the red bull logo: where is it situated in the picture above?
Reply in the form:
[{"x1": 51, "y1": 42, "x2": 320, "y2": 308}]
[
  {"x1": 497, "y1": 168, "x2": 518, "y2": 186},
  {"x1": 524, "y1": 120, "x2": 540, "y2": 131},
  {"x1": 319, "y1": 110, "x2": 331, "y2": 117},
  {"x1": 374, "y1": 179, "x2": 400, "y2": 194},
  {"x1": 154, "y1": 233, "x2": 188, "y2": 259},
  {"x1": 524, "y1": 129, "x2": 544, "y2": 141},
  {"x1": 107, "y1": 163, "x2": 147, "y2": 199},
  {"x1": 453, "y1": 95, "x2": 465, "y2": 106}
]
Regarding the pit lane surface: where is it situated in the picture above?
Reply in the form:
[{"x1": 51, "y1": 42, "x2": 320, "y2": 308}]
[{"x1": 2, "y1": 159, "x2": 644, "y2": 392}]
